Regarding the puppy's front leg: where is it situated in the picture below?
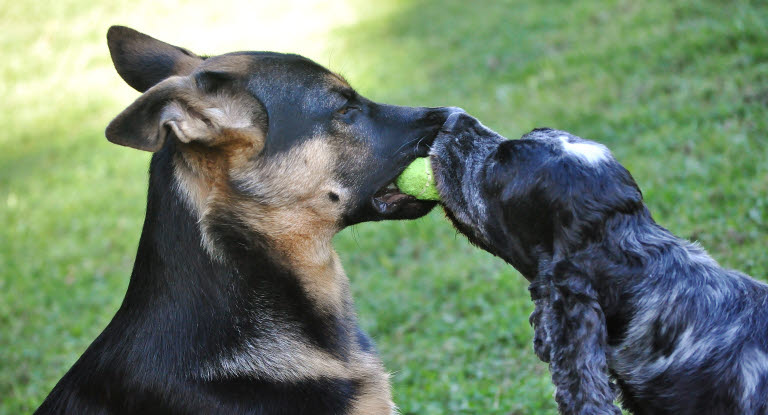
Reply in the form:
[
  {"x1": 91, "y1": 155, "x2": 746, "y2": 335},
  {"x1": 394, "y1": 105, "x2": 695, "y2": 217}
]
[{"x1": 537, "y1": 260, "x2": 621, "y2": 415}]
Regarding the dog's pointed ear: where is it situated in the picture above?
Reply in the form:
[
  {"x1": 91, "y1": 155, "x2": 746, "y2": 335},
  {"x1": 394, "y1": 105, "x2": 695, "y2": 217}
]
[
  {"x1": 106, "y1": 75, "x2": 251, "y2": 152},
  {"x1": 107, "y1": 26, "x2": 204, "y2": 92}
]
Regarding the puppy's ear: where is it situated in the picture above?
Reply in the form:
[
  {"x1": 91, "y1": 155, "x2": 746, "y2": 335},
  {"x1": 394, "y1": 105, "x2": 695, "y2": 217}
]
[
  {"x1": 544, "y1": 260, "x2": 622, "y2": 414},
  {"x1": 107, "y1": 26, "x2": 203, "y2": 92},
  {"x1": 105, "y1": 74, "x2": 262, "y2": 152}
]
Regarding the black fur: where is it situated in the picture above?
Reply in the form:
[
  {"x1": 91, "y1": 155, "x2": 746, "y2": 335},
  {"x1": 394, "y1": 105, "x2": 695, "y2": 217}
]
[
  {"x1": 431, "y1": 112, "x2": 768, "y2": 414},
  {"x1": 36, "y1": 27, "x2": 458, "y2": 414},
  {"x1": 37, "y1": 145, "x2": 359, "y2": 415}
]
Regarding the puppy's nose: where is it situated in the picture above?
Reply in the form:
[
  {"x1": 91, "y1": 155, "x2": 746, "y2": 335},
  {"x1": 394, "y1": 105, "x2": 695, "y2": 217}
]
[{"x1": 441, "y1": 108, "x2": 468, "y2": 133}]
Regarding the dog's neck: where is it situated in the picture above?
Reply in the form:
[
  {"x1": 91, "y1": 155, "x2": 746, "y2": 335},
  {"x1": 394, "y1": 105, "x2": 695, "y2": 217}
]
[{"x1": 111, "y1": 147, "x2": 356, "y2": 376}]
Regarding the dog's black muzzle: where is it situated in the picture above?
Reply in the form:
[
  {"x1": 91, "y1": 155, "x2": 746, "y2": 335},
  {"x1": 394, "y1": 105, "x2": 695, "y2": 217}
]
[{"x1": 345, "y1": 106, "x2": 465, "y2": 224}]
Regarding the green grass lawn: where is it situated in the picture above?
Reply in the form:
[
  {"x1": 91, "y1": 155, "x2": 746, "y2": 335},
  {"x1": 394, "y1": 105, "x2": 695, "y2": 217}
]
[{"x1": 1, "y1": 0, "x2": 766, "y2": 413}]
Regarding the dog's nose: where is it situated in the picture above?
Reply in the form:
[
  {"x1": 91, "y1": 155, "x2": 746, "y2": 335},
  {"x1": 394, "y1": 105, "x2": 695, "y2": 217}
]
[{"x1": 440, "y1": 108, "x2": 468, "y2": 133}]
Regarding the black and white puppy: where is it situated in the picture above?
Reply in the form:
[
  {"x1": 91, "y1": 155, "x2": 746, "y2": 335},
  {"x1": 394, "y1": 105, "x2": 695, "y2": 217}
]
[{"x1": 430, "y1": 112, "x2": 768, "y2": 415}]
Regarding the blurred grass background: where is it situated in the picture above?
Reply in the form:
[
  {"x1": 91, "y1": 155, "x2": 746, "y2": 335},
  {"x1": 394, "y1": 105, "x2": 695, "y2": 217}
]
[{"x1": 1, "y1": 0, "x2": 766, "y2": 413}]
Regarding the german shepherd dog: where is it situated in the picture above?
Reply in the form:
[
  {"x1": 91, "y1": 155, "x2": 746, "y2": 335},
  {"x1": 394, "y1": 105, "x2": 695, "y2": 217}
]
[
  {"x1": 36, "y1": 26, "x2": 458, "y2": 414},
  {"x1": 430, "y1": 112, "x2": 768, "y2": 414}
]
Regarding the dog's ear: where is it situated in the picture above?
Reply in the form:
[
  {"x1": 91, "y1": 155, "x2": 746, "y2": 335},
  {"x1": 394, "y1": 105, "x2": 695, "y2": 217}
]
[
  {"x1": 541, "y1": 260, "x2": 622, "y2": 414},
  {"x1": 107, "y1": 26, "x2": 203, "y2": 92},
  {"x1": 105, "y1": 74, "x2": 263, "y2": 152}
]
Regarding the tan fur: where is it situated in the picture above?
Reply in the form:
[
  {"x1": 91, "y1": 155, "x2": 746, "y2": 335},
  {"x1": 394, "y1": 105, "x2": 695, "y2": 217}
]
[
  {"x1": 327, "y1": 72, "x2": 352, "y2": 89},
  {"x1": 162, "y1": 60, "x2": 395, "y2": 407},
  {"x1": 164, "y1": 76, "x2": 266, "y2": 148},
  {"x1": 172, "y1": 130, "x2": 264, "y2": 218},
  {"x1": 348, "y1": 354, "x2": 397, "y2": 415},
  {"x1": 174, "y1": 113, "x2": 352, "y2": 314},
  {"x1": 108, "y1": 27, "x2": 395, "y2": 412},
  {"x1": 174, "y1": 133, "x2": 395, "y2": 411},
  {"x1": 202, "y1": 328, "x2": 350, "y2": 382},
  {"x1": 198, "y1": 54, "x2": 254, "y2": 76},
  {"x1": 201, "y1": 332, "x2": 394, "y2": 411},
  {"x1": 226, "y1": 138, "x2": 352, "y2": 313},
  {"x1": 200, "y1": 321, "x2": 395, "y2": 413},
  {"x1": 172, "y1": 55, "x2": 202, "y2": 78},
  {"x1": 169, "y1": 71, "x2": 267, "y2": 215}
]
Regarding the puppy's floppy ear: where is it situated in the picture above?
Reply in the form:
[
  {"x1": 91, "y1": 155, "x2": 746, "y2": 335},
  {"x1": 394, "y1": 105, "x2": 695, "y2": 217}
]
[
  {"x1": 538, "y1": 260, "x2": 622, "y2": 415},
  {"x1": 105, "y1": 74, "x2": 263, "y2": 152},
  {"x1": 107, "y1": 26, "x2": 203, "y2": 92}
]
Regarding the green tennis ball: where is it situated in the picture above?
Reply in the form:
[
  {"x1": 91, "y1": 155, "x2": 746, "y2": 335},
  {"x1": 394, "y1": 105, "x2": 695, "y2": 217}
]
[{"x1": 396, "y1": 157, "x2": 440, "y2": 201}]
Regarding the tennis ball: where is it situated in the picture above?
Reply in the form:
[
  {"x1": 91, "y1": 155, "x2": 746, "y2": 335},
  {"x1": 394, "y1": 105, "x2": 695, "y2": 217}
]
[{"x1": 395, "y1": 157, "x2": 440, "y2": 201}]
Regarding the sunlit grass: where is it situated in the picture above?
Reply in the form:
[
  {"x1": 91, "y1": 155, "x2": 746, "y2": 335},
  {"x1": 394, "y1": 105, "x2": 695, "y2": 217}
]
[
  {"x1": 2, "y1": 0, "x2": 767, "y2": 413},
  {"x1": 1, "y1": 1, "x2": 362, "y2": 412}
]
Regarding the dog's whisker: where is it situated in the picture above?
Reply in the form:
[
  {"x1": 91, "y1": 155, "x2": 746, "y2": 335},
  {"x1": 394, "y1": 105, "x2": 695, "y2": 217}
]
[
  {"x1": 413, "y1": 135, "x2": 428, "y2": 152},
  {"x1": 393, "y1": 135, "x2": 425, "y2": 155}
]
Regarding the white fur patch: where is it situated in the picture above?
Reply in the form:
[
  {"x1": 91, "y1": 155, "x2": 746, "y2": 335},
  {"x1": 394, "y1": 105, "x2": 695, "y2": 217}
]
[
  {"x1": 740, "y1": 347, "x2": 768, "y2": 403},
  {"x1": 558, "y1": 135, "x2": 609, "y2": 165}
]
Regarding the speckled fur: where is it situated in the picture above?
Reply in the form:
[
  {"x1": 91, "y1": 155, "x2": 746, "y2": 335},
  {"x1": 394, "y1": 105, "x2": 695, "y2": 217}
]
[{"x1": 431, "y1": 112, "x2": 768, "y2": 415}]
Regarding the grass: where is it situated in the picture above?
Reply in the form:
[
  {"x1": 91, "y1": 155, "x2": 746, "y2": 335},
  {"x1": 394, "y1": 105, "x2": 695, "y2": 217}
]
[{"x1": 1, "y1": 0, "x2": 766, "y2": 413}]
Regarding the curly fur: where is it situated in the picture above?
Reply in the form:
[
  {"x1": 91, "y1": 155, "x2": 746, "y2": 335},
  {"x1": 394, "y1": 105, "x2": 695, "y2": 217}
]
[
  {"x1": 531, "y1": 259, "x2": 621, "y2": 415},
  {"x1": 430, "y1": 112, "x2": 768, "y2": 415}
]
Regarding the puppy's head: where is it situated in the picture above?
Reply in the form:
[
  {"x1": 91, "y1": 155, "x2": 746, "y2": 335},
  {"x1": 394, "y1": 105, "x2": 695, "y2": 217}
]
[
  {"x1": 105, "y1": 26, "x2": 457, "y2": 258},
  {"x1": 431, "y1": 113, "x2": 644, "y2": 279}
]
